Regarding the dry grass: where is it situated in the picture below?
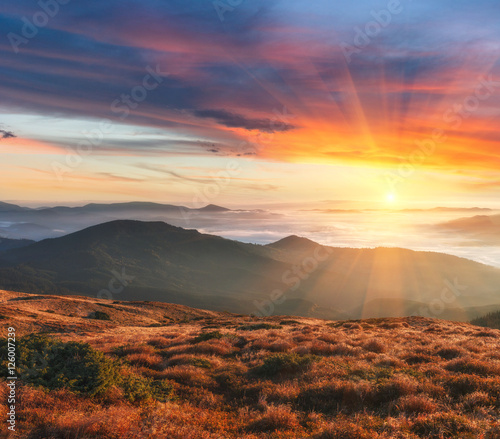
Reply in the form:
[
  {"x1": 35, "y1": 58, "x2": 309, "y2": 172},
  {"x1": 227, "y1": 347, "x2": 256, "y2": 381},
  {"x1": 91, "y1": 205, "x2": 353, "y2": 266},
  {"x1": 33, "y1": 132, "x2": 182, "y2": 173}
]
[{"x1": 1, "y1": 290, "x2": 500, "y2": 438}]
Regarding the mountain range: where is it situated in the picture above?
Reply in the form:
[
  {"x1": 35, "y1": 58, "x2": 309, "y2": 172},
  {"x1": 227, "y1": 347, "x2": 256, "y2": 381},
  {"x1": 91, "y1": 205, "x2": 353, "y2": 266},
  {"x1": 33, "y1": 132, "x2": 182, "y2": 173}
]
[
  {"x1": 0, "y1": 201, "x2": 241, "y2": 240},
  {"x1": 0, "y1": 219, "x2": 499, "y2": 321}
]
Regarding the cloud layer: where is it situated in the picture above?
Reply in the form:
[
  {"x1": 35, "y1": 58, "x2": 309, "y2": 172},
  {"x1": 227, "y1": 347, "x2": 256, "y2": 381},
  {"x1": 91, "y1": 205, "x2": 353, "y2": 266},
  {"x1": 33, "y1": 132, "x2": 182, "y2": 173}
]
[{"x1": 1, "y1": 0, "x2": 500, "y2": 201}]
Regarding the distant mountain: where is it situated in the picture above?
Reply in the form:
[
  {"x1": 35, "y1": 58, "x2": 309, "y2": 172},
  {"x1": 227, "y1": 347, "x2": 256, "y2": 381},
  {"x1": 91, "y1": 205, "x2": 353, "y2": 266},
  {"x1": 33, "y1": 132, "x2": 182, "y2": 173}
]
[
  {"x1": 0, "y1": 220, "x2": 499, "y2": 320},
  {"x1": 0, "y1": 237, "x2": 35, "y2": 251},
  {"x1": 0, "y1": 201, "x2": 235, "y2": 240},
  {"x1": 266, "y1": 235, "x2": 322, "y2": 257},
  {"x1": 0, "y1": 202, "x2": 30, "y2": 212},
  {"x1": 434, "y1": 214, "x2": 500, "y2": 245},
  {"x1": 197, "y1": 204, "x2": 231, "y2": 212}
]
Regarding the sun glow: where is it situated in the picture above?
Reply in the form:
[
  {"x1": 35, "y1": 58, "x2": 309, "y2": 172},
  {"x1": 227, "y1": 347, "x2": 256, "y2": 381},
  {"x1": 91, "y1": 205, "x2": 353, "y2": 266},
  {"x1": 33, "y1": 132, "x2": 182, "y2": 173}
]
[{"x1": 386, "y1": 193, "x2": 396, "y2": 203}]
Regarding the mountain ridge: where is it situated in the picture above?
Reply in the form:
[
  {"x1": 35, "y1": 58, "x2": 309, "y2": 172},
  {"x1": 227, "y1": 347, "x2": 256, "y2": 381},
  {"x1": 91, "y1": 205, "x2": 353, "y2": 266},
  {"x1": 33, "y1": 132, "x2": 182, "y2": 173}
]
[{"x1": 0, "y1": 220, "x2": 499, "y2": 321}]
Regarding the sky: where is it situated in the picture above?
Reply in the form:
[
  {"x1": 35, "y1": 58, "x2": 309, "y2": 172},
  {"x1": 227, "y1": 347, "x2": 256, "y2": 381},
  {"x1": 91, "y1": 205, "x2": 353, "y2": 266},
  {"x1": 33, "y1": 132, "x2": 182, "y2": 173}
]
[{"x1": 1, "y1": 0, "x2": 500, "y2": 208}]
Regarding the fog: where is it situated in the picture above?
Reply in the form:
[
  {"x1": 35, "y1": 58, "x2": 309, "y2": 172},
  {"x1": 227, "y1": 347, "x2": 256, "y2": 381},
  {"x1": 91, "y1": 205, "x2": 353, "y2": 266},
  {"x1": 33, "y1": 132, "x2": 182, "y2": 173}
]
[{"x1": 1, "y1": 202, "x2": 499, "y2": 267}]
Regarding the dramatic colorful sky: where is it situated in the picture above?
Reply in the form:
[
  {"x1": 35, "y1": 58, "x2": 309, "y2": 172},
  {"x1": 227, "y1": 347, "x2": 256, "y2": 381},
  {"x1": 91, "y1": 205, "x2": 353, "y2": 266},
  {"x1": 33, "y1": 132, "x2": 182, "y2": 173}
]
[{"x1": 1, "y1": 0, "x2": 500, "y2": 207}]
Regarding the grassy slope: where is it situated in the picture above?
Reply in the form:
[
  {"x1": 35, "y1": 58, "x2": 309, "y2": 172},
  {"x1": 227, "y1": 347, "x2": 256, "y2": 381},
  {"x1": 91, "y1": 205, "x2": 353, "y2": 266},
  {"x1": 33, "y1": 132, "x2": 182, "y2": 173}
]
[{"x1": 1, "y1": 290, "x2": 500, "y2": 438}]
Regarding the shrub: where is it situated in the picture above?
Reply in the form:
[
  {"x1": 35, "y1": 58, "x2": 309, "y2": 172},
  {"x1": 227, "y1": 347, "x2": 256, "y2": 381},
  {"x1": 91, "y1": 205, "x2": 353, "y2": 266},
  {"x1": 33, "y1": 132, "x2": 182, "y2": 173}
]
[
  {"x1": 1, "y1": 334, "x2": 120, "y2": 396},
  {"x1": 445, "y1": 375, "x2": 482, "y2": 397},
  {"x1": 436, "y1": 347, "x2": 464, "y2": 360},
  {"x1": 120, "y1": 374, "x2": 174, "y2": 403},
  {"x1": 248, "y1": 404, "x2": 300, "y2": 432},
  {"x1": 396, "y1": 395, "x2": 437, "y2": 414},
  {"x1": 0, "y1": 334, "x2": 172, "y2": 402},
  {"x1": 89, "y1": 310, "x2": 111, "y2": 321},
  {"x1": 363, "y1": 339, "x2": 386, "y2": 353},
  {"x1": 258, "y1": 353, "x2": 317, "y2": 377},
  {"x1": 404, "y1": 353, "x2": 435, "y2": 364},
  {"x1": 373, "y1": 376, "x2": 419, "y2": 405},
  {"x1": 193, "y1": 331, "x2": 223, "y2": 343}
]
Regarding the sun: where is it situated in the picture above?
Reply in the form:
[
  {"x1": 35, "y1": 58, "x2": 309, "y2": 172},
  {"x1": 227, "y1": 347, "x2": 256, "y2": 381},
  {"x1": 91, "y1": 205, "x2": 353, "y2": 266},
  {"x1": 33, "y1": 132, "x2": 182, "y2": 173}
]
[{"x1": 386, "y1": 193, "x2": 396, "y2": 203}]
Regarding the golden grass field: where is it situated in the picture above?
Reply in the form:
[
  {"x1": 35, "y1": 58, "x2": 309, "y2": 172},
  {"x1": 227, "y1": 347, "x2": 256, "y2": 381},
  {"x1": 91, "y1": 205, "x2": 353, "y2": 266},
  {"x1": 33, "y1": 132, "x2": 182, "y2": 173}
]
[{"x1": 1, "y1": 289, "x2": 500, "y2": 439}]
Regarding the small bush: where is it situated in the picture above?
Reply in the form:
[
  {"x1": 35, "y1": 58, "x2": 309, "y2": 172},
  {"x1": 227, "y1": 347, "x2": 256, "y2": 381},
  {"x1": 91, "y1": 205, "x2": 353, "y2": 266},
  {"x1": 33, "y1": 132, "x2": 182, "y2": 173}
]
[
  {"x1": 1, "y1": 334, "x2": 120, "y2": 396},
  {"x1": 363, "y1": 339, "x2": 386, "y2": 353},
  {"x1": 436, "y1": 347, "x2": 464, "y2": 360},
  {"x1": 404, "y1": 353, "x2": 435, "y2": 364},
  {"x1": 396, "y1": 395, "x2": 437, "y2": 414},
  {"x1": 248, "y1": 404, "x2": 300, "y2": 432},
  {"x1": 373, "y1": 376, "x2": 419, "y2": 404},
  {"x1": 120, "y1": 374, "x2": 174, "y2": 402},
  {"x1": 193, "y1": 331, "x2": 223, "y2": 343},
  {"x1": 89, "y1": 310, "x2": 111, "y2": 321},
  {"x1": 0, "y1": 334, "x2": 172, "y2": 402},
  {"x1": 445, "y1": 375, "x2": 482, "y2": 397},
  {"x1": 258, "y1": 353, "x2": 317, "y2": 377}
]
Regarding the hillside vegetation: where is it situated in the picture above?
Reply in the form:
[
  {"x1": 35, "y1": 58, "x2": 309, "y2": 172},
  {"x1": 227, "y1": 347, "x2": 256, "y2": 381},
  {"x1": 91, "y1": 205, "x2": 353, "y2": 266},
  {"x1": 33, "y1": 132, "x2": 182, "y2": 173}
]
[
  {"x1": 471, "y1": 311, "x2": 500, "y2": 330},
  {"x1": 1, "y1": 290, "x2": 500, "y2": 438}
]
